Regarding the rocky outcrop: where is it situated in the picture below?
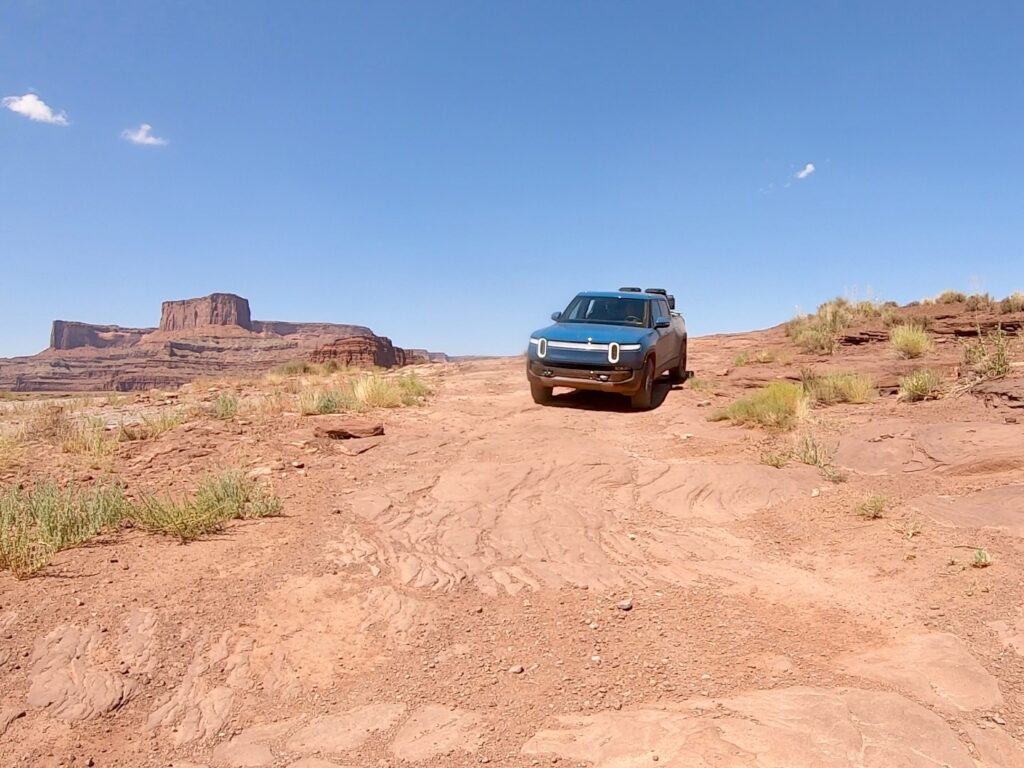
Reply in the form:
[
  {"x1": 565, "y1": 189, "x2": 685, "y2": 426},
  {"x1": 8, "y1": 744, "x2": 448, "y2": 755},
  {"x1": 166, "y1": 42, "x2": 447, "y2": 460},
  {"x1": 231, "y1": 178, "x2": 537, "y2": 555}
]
[
  {"x1": 0, "y1": 292, "x2": 446, "y2": 392},
  {"x1": 50, "y1": 321, "x2": 155, "y2": 351},
  {"x1": 159, "y1": 293, "x2": 251, "y2": 332},
  {"x1": 310, "y1": 336, "x2": 407, "y2": 368}
]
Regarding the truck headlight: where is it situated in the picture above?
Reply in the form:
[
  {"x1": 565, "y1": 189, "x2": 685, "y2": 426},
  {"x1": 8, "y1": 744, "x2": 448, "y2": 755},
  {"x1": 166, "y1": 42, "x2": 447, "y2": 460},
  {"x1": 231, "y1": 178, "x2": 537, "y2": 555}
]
[{"x1": 608, "y1": 342, "x2": 620, "y2": 364}]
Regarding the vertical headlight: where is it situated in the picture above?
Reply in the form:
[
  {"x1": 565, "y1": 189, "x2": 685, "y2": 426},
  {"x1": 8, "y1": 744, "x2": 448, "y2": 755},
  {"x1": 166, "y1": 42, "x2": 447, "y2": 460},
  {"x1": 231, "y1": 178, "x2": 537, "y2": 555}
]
[
  {"x1": 537, "y1": 338, "x2": 548, "y2": 358},
  {"x1": 608, "y1": 342, "x2": 620, "y2": 364}
]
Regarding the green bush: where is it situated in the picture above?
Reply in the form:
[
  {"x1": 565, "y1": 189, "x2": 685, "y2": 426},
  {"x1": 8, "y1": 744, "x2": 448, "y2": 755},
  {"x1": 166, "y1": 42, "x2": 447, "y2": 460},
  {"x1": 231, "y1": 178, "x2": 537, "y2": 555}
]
[
  {"x1": 0, "y1": 481, "x2": 131, "y2": 578},
  {"x1": 132, "y1": 471, "x2": 282, "y2": 542},
  {"x1": 710, "y1": 382, "x2": 808, "y2": 430}
]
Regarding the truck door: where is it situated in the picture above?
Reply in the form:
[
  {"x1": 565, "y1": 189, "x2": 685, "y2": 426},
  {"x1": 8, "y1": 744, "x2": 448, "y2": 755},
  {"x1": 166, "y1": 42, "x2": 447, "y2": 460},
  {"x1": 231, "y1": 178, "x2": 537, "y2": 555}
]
[{"x1": 654, "y1": 298, "x2": 676, "y2": 370}]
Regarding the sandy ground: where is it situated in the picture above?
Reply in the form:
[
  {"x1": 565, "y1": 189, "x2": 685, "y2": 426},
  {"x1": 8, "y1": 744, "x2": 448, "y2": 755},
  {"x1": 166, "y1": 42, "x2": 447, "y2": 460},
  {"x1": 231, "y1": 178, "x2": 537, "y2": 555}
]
[{"x1": 1, "y1": 332, "x2": 1023, "y2": 767}]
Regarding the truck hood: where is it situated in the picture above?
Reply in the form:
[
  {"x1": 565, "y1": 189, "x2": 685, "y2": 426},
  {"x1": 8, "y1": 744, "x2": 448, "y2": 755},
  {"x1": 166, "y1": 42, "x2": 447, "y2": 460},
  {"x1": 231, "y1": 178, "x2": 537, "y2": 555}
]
[{"x1": 531, "y1": 323, "x2": 650, "y2": 344}]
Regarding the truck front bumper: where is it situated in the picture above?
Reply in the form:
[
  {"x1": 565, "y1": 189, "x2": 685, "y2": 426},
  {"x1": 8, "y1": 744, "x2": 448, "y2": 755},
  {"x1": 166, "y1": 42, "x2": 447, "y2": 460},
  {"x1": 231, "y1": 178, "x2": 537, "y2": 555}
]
[{"x1": 527, "y1": 360, "x2": 644, "y2": 395}]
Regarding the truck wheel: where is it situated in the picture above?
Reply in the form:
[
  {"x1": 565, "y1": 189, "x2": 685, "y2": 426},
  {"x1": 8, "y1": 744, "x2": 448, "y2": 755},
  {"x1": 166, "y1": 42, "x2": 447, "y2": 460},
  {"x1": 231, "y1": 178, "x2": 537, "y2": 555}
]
[
  {"x1": 630, "y1": 359, "x2": 655, "y2": 410},
  {"x1": 530, "y1": 380, "x2": 553, "y2": 405},
  {"x1": 668, "y1": 338, "x2": 688, "y2": 382}
]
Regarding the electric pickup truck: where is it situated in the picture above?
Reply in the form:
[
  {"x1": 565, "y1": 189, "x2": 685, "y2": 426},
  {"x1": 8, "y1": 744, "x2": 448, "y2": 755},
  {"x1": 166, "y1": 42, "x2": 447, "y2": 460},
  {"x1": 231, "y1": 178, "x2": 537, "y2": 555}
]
[{"x1": 527, "y1": 288, "x2": 688, "y2": 409}]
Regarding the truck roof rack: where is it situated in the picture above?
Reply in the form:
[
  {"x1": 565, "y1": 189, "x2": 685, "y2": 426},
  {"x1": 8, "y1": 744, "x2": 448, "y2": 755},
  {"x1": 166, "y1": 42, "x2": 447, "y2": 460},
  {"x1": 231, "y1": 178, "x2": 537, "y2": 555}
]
[
  {"x1": 618, "y1": 286, "x2": 642, "y2": 292},
  {"x1": 644, "y1": 288, "x2": 668, "y2": 296}
]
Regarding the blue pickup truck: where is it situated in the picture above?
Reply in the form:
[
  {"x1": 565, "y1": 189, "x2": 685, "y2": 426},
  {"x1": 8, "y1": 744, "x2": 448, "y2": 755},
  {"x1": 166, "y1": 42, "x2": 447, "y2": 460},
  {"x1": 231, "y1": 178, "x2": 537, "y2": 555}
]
[{"x1": 527, "y1": 288, "x2": 689, "y2": 409}]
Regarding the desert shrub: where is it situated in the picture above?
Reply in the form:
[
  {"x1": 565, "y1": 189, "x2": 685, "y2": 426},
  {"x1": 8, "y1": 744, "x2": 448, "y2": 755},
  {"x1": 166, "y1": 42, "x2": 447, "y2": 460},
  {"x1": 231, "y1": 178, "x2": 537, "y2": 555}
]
[
  {"x1": 0, "y1": 481, "x2": 131, "y2": 578},
  {"x1": 0, "y1": 433, "x2": 22, "y2": 471},
  {"x1": 117, "y1": 409, "x2": 185, "y2": 442},
  {"x1": 858, "y1": 495, "x2": 887, "y2": 519},
  {"x1": 760, "y1": 449, "x2": 789, "y2": 468},
  {"x1": 936, "y1": 290, "x2": 967, "y2": 304},
  {"x1": 396, "y1": 373, "x2": 431, "y2": 404},
  {"x1": 972, "y1": 548, "x2": 992, "y2": 568},
  {"x1": 898, "y1": 369, "x2": 944, "y2": 402},
  {"x1": 273, "y1": 360, "x2": 313, "y2": 376},
  {"x1": 209, "y1": 392, "x2": 239, "y2": 420},
  {"x1": 710, "y1": 382, "x2": 808, "y2": 430},
  {"x1": 132, "y1": 471, "x2": 281, "y2": 542},
  {"x1": 59, "y1": 416, "x2": 117, "y2": 457},
  {"x1": 961, "y1": 328, "x2": 1013, "y2": 380},
  {"x1": 889, "y1": 324, "x2": 933, "y2": 359},
  {"x1": 999, "y1": 292, "x2": 1024, "y2": 314},
  {"x1": 297, "y1": 388, "x2": 354, "y2": 415},
  {"x1": 787, "y1": 298, "x2": 880, "y2": 355},
  {"x1": 802, "y1": 370, "x2": 877, "y2": 405},
  {"x1": 732, "y1": 353, "x2": 749, "y2": 367},
  {"x1": 965, "y1": 293, "x2": 993, "y2": 311}
]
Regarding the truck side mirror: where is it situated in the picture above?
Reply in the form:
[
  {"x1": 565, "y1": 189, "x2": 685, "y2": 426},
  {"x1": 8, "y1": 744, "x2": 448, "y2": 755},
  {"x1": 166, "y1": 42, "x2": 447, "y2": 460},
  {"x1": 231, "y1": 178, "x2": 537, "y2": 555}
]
[
  {"x1": 655, "y1": 316, "x2": 670, "y2": 328},
  {"x1": 551, "y1": 311, "x2": 562, "y2": 321}
]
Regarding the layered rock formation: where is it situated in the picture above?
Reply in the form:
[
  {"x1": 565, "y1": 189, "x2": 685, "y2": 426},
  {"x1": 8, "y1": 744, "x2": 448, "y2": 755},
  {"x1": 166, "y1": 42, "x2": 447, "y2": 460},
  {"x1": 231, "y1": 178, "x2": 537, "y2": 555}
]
[
  {"x1": 0, "y1": 293, "x2": 446, "y2": 392},
  {"x1": 50, "y1": 321, "x2": 156, "y2": 351},
  {"x1": 160, "y1": 293, "x2": 252, "y2": 332}
]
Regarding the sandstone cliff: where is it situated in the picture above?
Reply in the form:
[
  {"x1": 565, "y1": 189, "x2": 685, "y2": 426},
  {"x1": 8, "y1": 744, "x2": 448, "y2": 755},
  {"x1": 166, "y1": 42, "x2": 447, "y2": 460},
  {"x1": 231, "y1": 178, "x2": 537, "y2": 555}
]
[
  {"x1": 159, "y1": 293, "x2": 252, "y2": 331},
  {"x1": 309, "y1": 336, "x2": 406, "y2": 368},
  {"x1": 0, "y1": 292, "x2": 445, "y2": 392},
  {"x1": 50, "y1": 321, "x2": 155, "y2": 351}
]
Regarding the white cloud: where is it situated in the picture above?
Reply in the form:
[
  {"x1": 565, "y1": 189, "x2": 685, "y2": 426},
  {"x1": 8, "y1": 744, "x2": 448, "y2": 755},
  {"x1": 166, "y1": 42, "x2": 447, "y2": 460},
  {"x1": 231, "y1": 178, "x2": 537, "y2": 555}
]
[
  {"x1": 122, "y1": 123, "x2": 168, "y2": 146},
  {"x1": 795, "y1": 162, "x2": 816, "y2": 180},
  {"x1": 2, "y1": 93, "x2": 69, "y2": 125}
]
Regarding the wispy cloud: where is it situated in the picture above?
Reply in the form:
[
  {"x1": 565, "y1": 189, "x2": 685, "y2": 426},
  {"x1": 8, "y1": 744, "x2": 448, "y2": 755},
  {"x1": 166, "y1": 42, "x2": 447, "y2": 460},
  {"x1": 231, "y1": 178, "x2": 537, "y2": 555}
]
[
  {"x1": 122, "y1": 123, "x2": 168, "y2": 146},
  {"x1": 2, "y1": 93, "x2": 69, "y2": 125},
  {"x1": 795, "y1": 162, "x2": 816, "y2": 180}
]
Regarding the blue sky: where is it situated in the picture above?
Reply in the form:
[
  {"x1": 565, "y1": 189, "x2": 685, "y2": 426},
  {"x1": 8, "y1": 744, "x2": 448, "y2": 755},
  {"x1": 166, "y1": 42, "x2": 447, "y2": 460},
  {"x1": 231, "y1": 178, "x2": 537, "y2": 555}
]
[{"x1": 2, "y1": 1, "x2": 1022, "y2": 358}]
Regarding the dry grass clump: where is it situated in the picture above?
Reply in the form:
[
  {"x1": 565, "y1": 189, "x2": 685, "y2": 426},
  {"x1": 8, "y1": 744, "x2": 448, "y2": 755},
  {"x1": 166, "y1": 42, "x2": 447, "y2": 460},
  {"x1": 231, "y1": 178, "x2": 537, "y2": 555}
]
[
  {"x1": 898, "y1": 369, "x2": 944, "y2": 402},
  {"x1": 787, "y1": 298, "x2": 881, "y2": 355},
  {"x1": 889, "y1": 324, "x2": 933, "y2": 359},
  {"x1": 858, "y1": 495, "x2": 888, "y2": 519},
  {"x1": 117, "y1": 409, "x2": 185, "y2": 442},
  {"x1": 972, "y1": 548, "x2": 993, "y2": 568},
  {"x1": 802, "y1": 370, "x2": 877, "y2": 405},
  {"x1": 965, "y1": 293, "x2": 994, "y2": 311},
  {"x1": 710, "y1": 382, "x2": 808, "y2": 430},
  {"x1": 0, "y1": 432, "x2": 23, "y2": 471},
  {"x1": 962, "y1": 328, "x2": 1015, "y2": 380},
  {"x1": 936, "y1": 290, "x2": 967, "y2": 304},
  {"x1": 132, "y1": 471, "x2": 282, "y2": 543},
  {"x1": 208, "y1": 392, "x2": 239, "y2": 420},
  {"x1": 999, "y1": 292, "x2": 1024, "y2": 314},
  {"x1": 298, "y1": 373, "x2": 431, "y2": 414},
  {"x1": 0, "y1": 481, "x2": 131, "y2": 578}
]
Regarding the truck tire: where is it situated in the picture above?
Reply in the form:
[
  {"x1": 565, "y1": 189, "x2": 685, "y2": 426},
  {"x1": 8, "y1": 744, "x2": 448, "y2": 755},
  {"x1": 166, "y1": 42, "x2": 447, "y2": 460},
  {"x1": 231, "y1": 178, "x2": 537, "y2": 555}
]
[
  {"x1": 630, "y1": 359, "x2": 655, "y2": 410},
  {"x1": 530, "y1": 380, "x2": 553, "y2": 405},
  {"x1": 668, "y1": 337, "x2": 688, "y2": 382}
]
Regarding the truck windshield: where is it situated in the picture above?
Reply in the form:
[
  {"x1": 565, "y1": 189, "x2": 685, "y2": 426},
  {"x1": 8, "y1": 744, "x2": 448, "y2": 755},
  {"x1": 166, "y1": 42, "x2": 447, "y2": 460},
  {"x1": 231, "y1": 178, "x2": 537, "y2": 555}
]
[{"x1": 559, "y1": 296, "x2": 649, "y2": 327}]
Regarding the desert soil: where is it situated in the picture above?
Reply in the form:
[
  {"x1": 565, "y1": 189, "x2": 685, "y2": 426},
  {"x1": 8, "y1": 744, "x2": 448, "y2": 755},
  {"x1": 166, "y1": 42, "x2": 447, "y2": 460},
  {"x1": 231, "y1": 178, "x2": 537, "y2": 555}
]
[{"x1": 1, "y1": 331, "x2": 1023, "y2": 767}]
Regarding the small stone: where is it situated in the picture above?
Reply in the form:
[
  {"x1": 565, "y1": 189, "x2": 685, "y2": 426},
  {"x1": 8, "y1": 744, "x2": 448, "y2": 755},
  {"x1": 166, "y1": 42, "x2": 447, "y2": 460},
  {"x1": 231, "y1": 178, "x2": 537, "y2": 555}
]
[
  {"x1": 509, "y1": 665, "x2": 524, "y2": 674},
  {"x1": 591, "y1": 655, "x2": 602, "y2": 664},
  {"x1": 589, "y1": 622, "x2": 599, "y2": 630},
  {"x1": 811, "y1": 488, "x2": 821, "y2": 498},
  {"x1": 291, "y1": 460, "x2": 305, "y2": 469},
  {"x1": 617, "y1": 599, "x2": 633, "y2": 612}
]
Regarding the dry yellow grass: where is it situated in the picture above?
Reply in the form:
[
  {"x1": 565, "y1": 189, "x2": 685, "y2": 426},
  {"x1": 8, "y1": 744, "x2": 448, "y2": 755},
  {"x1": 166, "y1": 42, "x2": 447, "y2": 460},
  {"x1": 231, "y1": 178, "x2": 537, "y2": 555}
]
[
  {"x1": 710, "y1": 382, "x2": 809, "y2": 430},
  {"x1": 889, "y1": 324, "x2": 933, "y2": 359}
]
